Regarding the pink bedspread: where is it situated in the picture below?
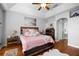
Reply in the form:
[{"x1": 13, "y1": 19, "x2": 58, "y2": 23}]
[{"x1": 20, "y1": 35, "x2": 54, "y2": 52}]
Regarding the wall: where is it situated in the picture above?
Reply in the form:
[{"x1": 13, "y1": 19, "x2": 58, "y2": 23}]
[
  {"x1": 68, "y1": 17, "x2": 79, "y2": 48},
  {"x1": 47, "y1": 10, "x2": 79, "y2": 48},
  {"x1": 0, "y1": 6, "x2": 3, "y2": 44},
  {"x1": 36, "y1": 18, "x2": 46, "y2": 32},
  {"x1": 45, "y1": 16, "x2": 55, "y2": 29},
  {"x1": 5, "y1": 11, "x2": 46, "y2": 44},
  {"x1": 0, "y1": 5, "x2": 5, "y2": 47}
]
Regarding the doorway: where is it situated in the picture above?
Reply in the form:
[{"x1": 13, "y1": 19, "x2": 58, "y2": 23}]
[{"x1": 57, "y1": 18, "x2": 68, "y2": 40}]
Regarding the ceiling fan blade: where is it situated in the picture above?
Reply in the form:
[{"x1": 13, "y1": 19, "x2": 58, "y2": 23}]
[
  {"x1": 45, "y1": 6, "x2": 49, "y2": 10},
  {"x1": 32, "y1": 3, "x2": 41, "y2": 5},
  {"x1": 38, "y1": 7, "x2": 41, "y2": 10}
]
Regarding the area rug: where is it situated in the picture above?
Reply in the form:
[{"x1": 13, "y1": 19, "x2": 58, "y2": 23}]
[
  {"x1": 4, "y1": 48, "x2": 18, "y2": 56},
  {"x1": 42, "y1": 49, "x2": 69, "y2": 56}
]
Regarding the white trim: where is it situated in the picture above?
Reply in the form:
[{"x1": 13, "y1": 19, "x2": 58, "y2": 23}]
[{"x1": 68, "y1": 43, "x2": 79, "y2": 48}]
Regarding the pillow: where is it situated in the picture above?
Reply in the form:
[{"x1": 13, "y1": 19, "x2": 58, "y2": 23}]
[
  {"x1": 23, "y1": 29, "x2": 40, "y2": 37},
  {"x1": 22, "y1": 29, "x2": 29, "y2": 33},
  {"x1": 23, "y1": 32, "x2": 30, "y2": 37},
  {"x1": 30, "y1": 31, "x2": 40, "y2": 37},
  {"x1": 29, "y1": 29, "x2": 40, "y2": 37}
]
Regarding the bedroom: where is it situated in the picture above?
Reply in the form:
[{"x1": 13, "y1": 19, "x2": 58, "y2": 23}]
[{"x1": 0, "y1": 3, "x2": 79, "y2": 56}]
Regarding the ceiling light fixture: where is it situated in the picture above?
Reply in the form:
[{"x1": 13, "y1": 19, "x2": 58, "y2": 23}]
[{"x1": 41, "y1": 3, "x2": 47, "y2": 8}]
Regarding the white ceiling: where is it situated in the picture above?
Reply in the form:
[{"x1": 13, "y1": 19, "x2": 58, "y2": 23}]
[
  {"x1": 2, "y1": 3, "x2": 61, "y2": 18},
  {"x1": 45, "y1": 3, "x2": 79, "y2": 18}
]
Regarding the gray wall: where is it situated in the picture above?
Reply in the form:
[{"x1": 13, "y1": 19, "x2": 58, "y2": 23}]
[
  {"x1": 46, "y1": 9, "x2": 79, "y2": 48},
  {"x1": 0, "y1": 4, "x2": 5, "y2": 47}
]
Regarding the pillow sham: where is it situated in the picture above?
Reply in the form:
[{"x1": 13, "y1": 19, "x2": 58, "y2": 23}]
[
  {"x1": 30, "y1": 31, "x2": 40, "y2": 37},
  {"x1": 23, "y1": 29, "x2": 40, "y2": 37},
  {"x1": 23, "y1": 32, "x2": 30, "y2": 37}
]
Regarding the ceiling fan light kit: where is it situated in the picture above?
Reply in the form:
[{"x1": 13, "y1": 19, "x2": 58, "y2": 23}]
[
  {"x1": 41, "y1": 3, "x2": 47, "y2": 8},
  {"x1": 32, "y1": 3, "x2": 50, "y2": 10}
]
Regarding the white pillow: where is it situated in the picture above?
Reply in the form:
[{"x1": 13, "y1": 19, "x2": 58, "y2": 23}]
[
  {"x1": 23, "y1": 29, "x2": 40, "y2": 37},
  {"x1": 23, "y1": 32, "x2": 30, "y2": 37},
  {"x1": 30, "y1": 31, "x2": 40, "y2": 37},
  {"x1": 29, "y1": 29, "x2": 40, "y2": 37}
]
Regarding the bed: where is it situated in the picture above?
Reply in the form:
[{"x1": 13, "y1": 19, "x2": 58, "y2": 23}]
[{"x1": 20, "y1": 27, "x2": 55, "y2": 56}]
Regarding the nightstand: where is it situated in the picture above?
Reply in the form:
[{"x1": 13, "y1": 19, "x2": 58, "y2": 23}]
[{"x1": 7, "y1": 36, "x2": 20, "y2": 45}]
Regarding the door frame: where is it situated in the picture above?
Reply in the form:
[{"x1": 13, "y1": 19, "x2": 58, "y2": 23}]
[{"x1": 56, "y1": 18, "x2": 68, "y2": 40}]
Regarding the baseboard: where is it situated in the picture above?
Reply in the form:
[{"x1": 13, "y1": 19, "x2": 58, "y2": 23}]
[{"x1": 68, "y1": 43, "x2": 79, "y2": 48}]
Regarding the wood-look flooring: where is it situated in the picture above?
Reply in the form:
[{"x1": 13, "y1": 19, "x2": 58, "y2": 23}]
[
  {"x1": 0, "y1": 40, "x2": 79, "y2": 56},
  {"x1": 0, "y1": 43, "x2": 23, "y2": 56},
  {"x1": 54, "y1": 39, "x2": 79, "y2": 56}
]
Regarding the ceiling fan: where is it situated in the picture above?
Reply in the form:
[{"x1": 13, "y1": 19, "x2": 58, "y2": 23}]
[{"x1": 32, "y1": 3, "x2": 51, "y2": 11}]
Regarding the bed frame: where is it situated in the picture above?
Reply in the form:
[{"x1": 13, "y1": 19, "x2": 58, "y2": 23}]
[
  {"x1": 24, "y1": 43, "x2": 54, "y2": 56},
  {"x1": 20, "y1": 27, "x2": 54, "y2": 56}
]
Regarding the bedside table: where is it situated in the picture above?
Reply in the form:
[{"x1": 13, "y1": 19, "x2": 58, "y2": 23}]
[{"x1": 7, "y1": 36, "x2": 20, "y2": 45}]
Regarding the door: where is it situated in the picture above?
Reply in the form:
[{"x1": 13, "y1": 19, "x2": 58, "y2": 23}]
[
  {"x1": 0, "y1": 5, "x2": 4, "y2": 47},
  {"x1": 0, "y1": 10, "x2": 3, "y2": 45},
  {"x1": 57, "y1": 18, "x2": 68, "y2": 40},
  {"x1": 0, "y1": 26, "x2": 2, "y2": 44}
]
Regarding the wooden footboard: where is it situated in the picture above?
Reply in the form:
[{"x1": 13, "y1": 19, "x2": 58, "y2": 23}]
[{"x1": 24, "y1": 43, "x2": 54, "y2": 56}]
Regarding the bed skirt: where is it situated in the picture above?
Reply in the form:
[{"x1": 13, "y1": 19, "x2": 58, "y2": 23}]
[{"x1": 24, "y1": 43, "x2": 54, "y2": 56}]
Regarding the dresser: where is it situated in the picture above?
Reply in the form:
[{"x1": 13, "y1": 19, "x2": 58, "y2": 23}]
[{"x1": 45, "y1": 28, "x2": 55, "y2": 41}]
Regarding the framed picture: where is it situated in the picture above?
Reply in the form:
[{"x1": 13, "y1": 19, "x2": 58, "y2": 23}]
[
  {"x1": 24, "y1": 17, "x2": 36, "y2": 26},
  {"x1": 70, "y1": 6, "x2": 79, "y2": 18}
]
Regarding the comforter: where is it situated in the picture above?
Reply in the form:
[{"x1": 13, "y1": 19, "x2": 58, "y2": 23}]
[{"x1": 20, "y1": 35, "x2": 54, "y2": 52}]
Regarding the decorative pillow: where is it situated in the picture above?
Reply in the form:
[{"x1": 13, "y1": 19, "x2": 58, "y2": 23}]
[
  {"x1": 30, "y1": 32, "x2": 40, "y2": 36},
  {"x1": 29, "y1": 29, "x2": 40, "y2": 37},
  {"x1": 23, "y1": 32, "x2": 30, "y2": 37},
  {"x1": 23, "y1": 29, "x2": 40, "y2": 37}
]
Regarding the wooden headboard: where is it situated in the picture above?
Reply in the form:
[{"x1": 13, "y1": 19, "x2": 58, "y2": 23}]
[{"x1": 20, "y1": 27, "x2": 39, "y2": 34}]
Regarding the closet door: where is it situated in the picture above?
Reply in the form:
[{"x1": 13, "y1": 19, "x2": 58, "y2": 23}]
[
  {"x1": 0, "y1": 6, "x2": 3, "y2": 46},
  {"x1": 57, "y1": 19, "x2": 63, "y2": 39},
  {"x1": 57, "y1": 18, "x2": 68, "y2": 40},
  {"x1": 0, "y1": 26, "x2": 2, "y2": 44}
]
